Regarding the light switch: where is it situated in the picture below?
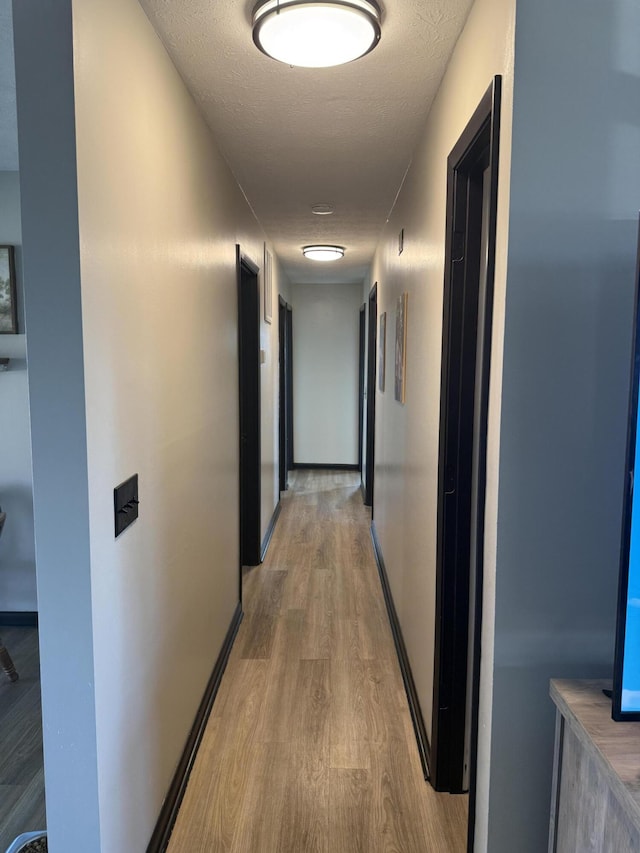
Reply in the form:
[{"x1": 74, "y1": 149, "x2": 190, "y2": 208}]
[{"x1": 114, "y1": 474, "x2": 139, "y2": 537}]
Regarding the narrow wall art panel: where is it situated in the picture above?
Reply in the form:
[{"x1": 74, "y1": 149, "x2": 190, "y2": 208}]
[
  {"x1": 264, "y1": 245, "x2": 273, "y2": 324},
  {"x1": 395, "y1": 293, "x2": 408, "y2": 403}
]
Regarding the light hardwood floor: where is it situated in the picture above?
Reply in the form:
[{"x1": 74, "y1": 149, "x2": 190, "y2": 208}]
[
  {"x1": 167, "y1": 470, "x2": 468, "y2": 852},
  {"x1": 0, "y1": 626, "x2": 46, "y2": 852}
]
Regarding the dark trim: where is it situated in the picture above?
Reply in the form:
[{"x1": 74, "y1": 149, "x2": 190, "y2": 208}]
[
  {"x1": 260, "y1": 500, "x2": 282, "y2": 562},
  {"x1": 286, "y1": 305, "x2": 294, "y2": 473},
  {"x1": 466, "y1": 75, "x2": 501, "y2": 853},
  {"x1": 237, "y1": 246, "x2": 262, "y2": 573},
  {"x1": 146, "y1": 602, "x2": 243, "y2": 853},
  {"x1": 431, "y1": 75, "x2": 501, "y2": 853},
  {"x1": 292, "y1": 463, "x2": 359, "y2": 471},
  {"x1": 278, "y1": 297, "x2": 289, "y2": 494},
  {"x1": 358, "y1": 303, "x2": 366, "y2": 477},
  {"x1": 364, "y1": 284, "x2": 377, "y2": 508},
  {"x1": 0, "y1": 610, "x2": 38, "y2": 627},
  {"x1": 370, "y1": 522, "x2": 431, "y2": 780},
  {"x1": 278, "y1": 298, "x2": 294, "y2": 494}
]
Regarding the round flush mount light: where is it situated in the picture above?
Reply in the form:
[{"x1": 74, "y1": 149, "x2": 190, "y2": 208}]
[
  {"x1": 252, "y1": 0, "x2": 381, "y2": 68},
  {"x1": 311, "y1": 203, "x2": 335, "y2": 215},
  {"x1": 303, "y1": 245, "x2": 345, "y2": 261}
]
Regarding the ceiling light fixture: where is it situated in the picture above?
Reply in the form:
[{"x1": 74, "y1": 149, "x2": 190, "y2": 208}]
[
  {"x1": 311, "y1": 203, "x2": 335, "y2": 215},
  {"x1": 252, "y1": 0, "x2": 381, "y2": 69},
  {"x1": 303, "y1": 245, "x2": 345, "y2": 261}
]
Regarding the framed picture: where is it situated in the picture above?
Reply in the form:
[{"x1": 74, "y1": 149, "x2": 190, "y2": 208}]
[
  {"x1": 0, "y1": 246, "x2": 17, "y2": 334},
  {"x1": 395, "y1": 292, "x2": 408, "y2": 403},
  {"x1": 264, "y1": 245, "x2": 273, "y2": 324},
  {"x1": 378, "y1": 312, "x2": 386, "y2": 391}
]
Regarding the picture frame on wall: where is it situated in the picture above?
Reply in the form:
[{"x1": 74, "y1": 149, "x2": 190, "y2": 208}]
[
  {"x1": 378, "y1": 312, "x2": 386, "y2": 392},
  {"x1": 395, "y1": 293, "x2": 408, "y2": 403},
  {"x1": 0, "y1": 245, "x2": 17, "y2": 334},
  {"x1": 264, "y1": 244, "x2": 273, "y2": 324}
]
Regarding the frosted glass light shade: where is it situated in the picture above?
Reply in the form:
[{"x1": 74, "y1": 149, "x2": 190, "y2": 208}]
[
  {"x1": 303, "y1": 245, "x2": 345, "y2": 261},
  {"x1": 252, "y1": 0, "x2": 381, "y2": 68}
]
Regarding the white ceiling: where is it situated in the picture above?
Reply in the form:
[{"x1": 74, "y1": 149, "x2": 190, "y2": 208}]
[{"x1": 0, "y1": 0, "x2": 475, "y2": 284}]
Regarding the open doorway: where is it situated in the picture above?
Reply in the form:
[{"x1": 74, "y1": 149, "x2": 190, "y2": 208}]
[
  {"x1": 237, "y1": 247, "x2": 262, "y2": 576},
  {"x1": 430, "y1": 78, "x2": 501, "y2": 850}
]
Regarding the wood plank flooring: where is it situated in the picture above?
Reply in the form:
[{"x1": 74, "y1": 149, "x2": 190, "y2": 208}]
[
  {"x1": 0, "y1": 626, "x2": 46, "y2": 852},
  {"x1": 168, "y1": 470, "x2": 468, "y2": 852}
]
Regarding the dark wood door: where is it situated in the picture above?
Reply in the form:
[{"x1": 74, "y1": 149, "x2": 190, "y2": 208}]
[
  {"x1": 278, "y1": 297, "x2": 293, "y2": 493},
  {"x1": 279, "y1": 297, "x2": 287, "y2": 493},
  {"x1": 431, "y1": 78, "x2": 501, "y2": 839},
  {"x1": 364, "y1": 284, "x2": 377, "y2": 509},
  {"x1": 358, "y1": 304, "x2": 366, "y2": 480},
  {"x1": 285, "y1": 304, "x2": 294, "y2": 473},
  {"x1": 237, "y1": 247, "x2": 261, "y2": 571}
]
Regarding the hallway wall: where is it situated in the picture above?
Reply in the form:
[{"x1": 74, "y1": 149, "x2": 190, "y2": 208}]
[
  {"x1": 370, "y1": 1, "x2": 515, "y2": 848},
  {"x1": 12, "y1": 0, "x2": 284, "y2": 850},
  {"x1": 0, "y1": 170, "x2": 36, "y2": 611},
  {"x1": 291, "y1": 282, "x2": 362, "y2": 465},
  {"x1": 372, "y1": 0, "x2": 640, "y2": 849}
]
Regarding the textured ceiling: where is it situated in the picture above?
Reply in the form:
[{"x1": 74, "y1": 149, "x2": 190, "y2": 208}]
[
  {"x1": 139, "y1": 0, "x2": 474, "y2": 284},
  {"x1": 0, "y1": 0, "x2": 475, "y2": 283}
]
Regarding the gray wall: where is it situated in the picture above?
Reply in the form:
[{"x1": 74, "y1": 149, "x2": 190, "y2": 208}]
[
  {"x1": 13, "y1": 2, "x2": 101, "y2": 849},
  {"x1": 0, "y1": 170, "x2": 37, "y2": 611},
  {"x1": 487, "y1": 0, "x2": 640, "y2": 848}
]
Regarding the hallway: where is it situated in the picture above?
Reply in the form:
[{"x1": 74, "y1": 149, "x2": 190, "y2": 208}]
[{"x1": 167, "y1": 470, "x2": 467, "y2": 852}]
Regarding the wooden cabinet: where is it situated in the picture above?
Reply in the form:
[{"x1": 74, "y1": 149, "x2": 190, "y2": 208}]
[{"x1": 549, "y1": 680, "x2": 640, "y2": 853}]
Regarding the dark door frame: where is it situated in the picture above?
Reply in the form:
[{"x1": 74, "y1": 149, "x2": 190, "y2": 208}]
[
  {"x1": 358, "y1": 303, "x2": 366, "y2": 481},
  {"x1": 285, "y1": 304, "x2": 294, "y2": 473},
  {"x1": 430, "y1": 77, "x2": 501, "y2": 847},
  {"x1": 278, "y1": 296, "x2": 293, "y2": 493},
  {"x1": 237, "y1": 246, "x2": 262, "y2": 577},
  {"x1": 364, "y1": 284, "x2": 377, "y2": 509},
  {"x1": 278, "y1": 296, "x2": 288, "y2": 493}
]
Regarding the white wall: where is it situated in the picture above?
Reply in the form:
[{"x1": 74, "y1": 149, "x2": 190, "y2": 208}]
[
  {"x1": 292, "y1": 282, "x2": 362, "y2": 465},
  {"x1": 13, "y1": 0, "x2": 284, "y2": 850},
  {"x1": 370, "y1": 1, "x2": 515, "y2": 848},
  {"x1": 0, "y1": 170, "x2": 37, "y2": 611}
]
